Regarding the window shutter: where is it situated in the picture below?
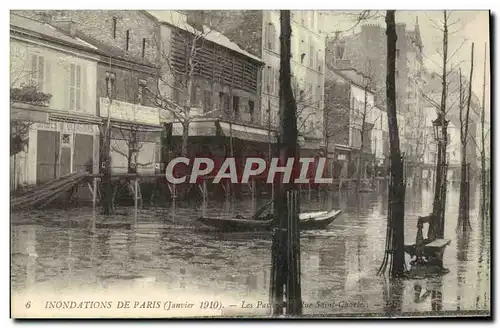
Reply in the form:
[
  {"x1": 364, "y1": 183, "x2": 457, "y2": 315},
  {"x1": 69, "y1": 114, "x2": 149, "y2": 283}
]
[
  {"x1": 30, "y1": 55, "x2": 37, "y2": 84},
  {"x1": 62, "y1": 63, "x2": 69, "y2": 109},
  {"x1": 266, "y1": 66, "x2": 271, "y2": 93},
  {"x1": 81, "y1": 65, "x2": 87, "y2": 112},
  {"x1": 38, "y1": 56, "x2": 44, "y2": 91},
  {"x1": 271, "y1": 25, "x2": 275, "y2": 50},
  {"x1": 69, "y1": 63, "x2": 76, "y2": 110},
  {"x1": 76, "y1": 65, "x2": 81, "y2": 110},
  {"x1": 44, "y1": 58, "x2": 51, "y2": 99}
]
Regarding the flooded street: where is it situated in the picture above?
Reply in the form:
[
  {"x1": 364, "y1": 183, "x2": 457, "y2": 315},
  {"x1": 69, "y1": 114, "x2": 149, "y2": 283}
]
[{"x1": 11, "y1": 185, "x2": 490, "y2": 317}]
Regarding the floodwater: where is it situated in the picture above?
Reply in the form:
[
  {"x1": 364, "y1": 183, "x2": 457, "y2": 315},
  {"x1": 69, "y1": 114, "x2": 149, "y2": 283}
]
[{"x1": 10, "y1": 184, "x2": 490, "y2": 318}]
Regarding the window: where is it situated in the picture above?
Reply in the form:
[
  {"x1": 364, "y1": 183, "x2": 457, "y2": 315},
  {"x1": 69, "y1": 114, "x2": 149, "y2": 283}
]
[
  {"x1": 203, "y1": 90, "x2": 212, "y2": 112},
  {"x1": 233, "y1": 96, "x2": 240, "y2": 118},
  {"x1": 396, "y1": 70, "x2": 399, "y2": 78},
  {"x1": 191, "y1": 84, "x2": 201, "y2": 106},
  {"x1": 301, "y1": 11, "x2": 305, "y2": 25},
  {"x1": 396, "y1": 49, "x2": 400, "y2": 58},
  {"x1": 29, "y1": 54, "x2": 45, "y2": 90},
  {"x1": 61, "y1": 134, "x2": 71, "y2": 145},
  {"x1": 173, "y1": 78, "x2": 183, "y2": 105},
  {"x1": 316, "y1": 85, "x2": 321, "y2": 107},
  {"x1": 266, "y1": 66, "x2": 274, "y2": 94},
  {"x1": 137, "y1": 79, "x2": 146, "y2": 105},
  {"x1": 248, "y1": 100, "x2": 254, "y2": 117},
  {"x1": 105, "y1": 72, "x2": 116, "y2": 100},
  {"x1": 266, "y1": 23, "x2": 276, "y2": 51},
  {"x1": 142, "y1": 38, "x2": 147, "y2": 58},
  {"x1": 69, "y1": 63, "x2": 82, "y2": 110},
  {"x1": 274, "y1": 69, "x2": 279, "y2": 95},
  {"x1": 316, "y1": 52, "x2": 322, "y2": 72},
  {"x1": 112, "y1": 17, "x2": 117, "y2": 39},
  {"x1": 126, "y1": 30, "x2": 130, "y2": 51},
  {"x1": 219, "y1": 92, "x2": 230, "y2": 114},
  {"x1": 309, "y1": 44, "x2": 314, "y2": 67}
]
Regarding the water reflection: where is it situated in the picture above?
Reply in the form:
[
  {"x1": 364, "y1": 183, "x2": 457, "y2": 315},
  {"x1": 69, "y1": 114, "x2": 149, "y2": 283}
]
[{"x1": 10, "y1": 185, "x2": 490, "y2": 316}]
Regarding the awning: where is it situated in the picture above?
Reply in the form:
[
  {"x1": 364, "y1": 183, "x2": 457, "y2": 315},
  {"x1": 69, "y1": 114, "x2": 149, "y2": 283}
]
[
  {"x1": 171, "y1": 120, "x2": 219, "y2": 137},
  {"x1": 110, "y1": 121, "x2": 163, "y2": 133},
  {"x1": 50, "y1": 111, "x2": 103, "y2": 125},
  {"x1": 218, "y1": 121, "x2": 277, "y2": 143}
]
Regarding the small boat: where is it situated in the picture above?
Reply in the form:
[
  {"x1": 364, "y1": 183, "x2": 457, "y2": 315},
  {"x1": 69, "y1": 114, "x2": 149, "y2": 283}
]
[
  {"x1": 197, "y1": 209, "x2": 342, "y2": 232},
  {"x1": 299, "y1": 210, "x2": 343, "y2": 230}
]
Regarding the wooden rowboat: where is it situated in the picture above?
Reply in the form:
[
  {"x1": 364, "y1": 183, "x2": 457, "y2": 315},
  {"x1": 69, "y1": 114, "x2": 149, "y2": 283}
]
[{"x1": 197, "y1": 209, "x2": 342, "y2": 232}]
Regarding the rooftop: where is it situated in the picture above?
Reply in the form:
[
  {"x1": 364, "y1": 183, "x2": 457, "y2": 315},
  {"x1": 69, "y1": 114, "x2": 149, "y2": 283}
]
[
  {"x1": 10, "y1": 13, "x2": 97, "y2": 50},
  {"x1": 10, "y1": 12, "x2": 157, "y2": 69},
  {"x1": 147, "y1": 10, "x2": 263, "y2": 63}
]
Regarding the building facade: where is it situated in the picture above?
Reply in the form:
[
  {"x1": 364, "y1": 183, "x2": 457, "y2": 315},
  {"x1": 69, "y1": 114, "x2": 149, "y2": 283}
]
[
  {"x1": 148, "y1": 10, "x2": 267, "y2": 165},
  {"x1": 329, "y1": 20, "x2": 424, "y2": 175},
  {"x1": 323, "y1": 66, "x2": 383, "y2": 180},
  {"x1": 201, "y1": 10, "x2": 328, "y2": 153},
  {"x1": 13, "y1": 10, "x2": 169, "y2": 176},
  {"x1": 10, "y1": 13, "x2": 101, "y2": 189}
]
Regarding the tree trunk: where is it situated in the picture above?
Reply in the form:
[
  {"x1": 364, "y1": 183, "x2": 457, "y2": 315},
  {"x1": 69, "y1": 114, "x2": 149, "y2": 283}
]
[
  {"x1": 101, "y1": 123, "x2": 114, "y2": 215},
  {"x1": 385, "y1": 10, "x2": 406, "y2": 278},
  {"x1": 457, "y1": 43, "x2": 474, "y2": 233},
  {"x1": 357, "y1": 85, "x2": 368, "y2": 188},
  {"x1": 269, "y1": 10, "x2": 302, "y2": 316},
  {"x1": 181, "y1": 120, "x2": 189, "y2": 157},
  {"x1": 480, "y1": 42, "x2": 487, "y2": 221},
  {"x1": 430, "y1": 11, "x2": 450, "y2": 240}
]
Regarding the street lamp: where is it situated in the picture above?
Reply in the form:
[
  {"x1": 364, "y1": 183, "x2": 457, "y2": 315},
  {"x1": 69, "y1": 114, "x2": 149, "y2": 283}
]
[{"x1": 432, "y1": 115, "x2": 449, "y2": 142}]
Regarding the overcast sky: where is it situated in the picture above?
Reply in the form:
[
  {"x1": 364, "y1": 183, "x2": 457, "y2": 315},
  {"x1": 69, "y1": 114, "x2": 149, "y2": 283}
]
[{"x1": 322, "y1": 10, "x2": 490, "y2": 117}]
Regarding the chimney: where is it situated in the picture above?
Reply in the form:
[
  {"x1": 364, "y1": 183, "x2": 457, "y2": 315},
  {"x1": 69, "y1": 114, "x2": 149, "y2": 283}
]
[
  {"x1": 35, "y1": 12, "x2": 52, "y2": 24},
  {"x1": 52, "y1": 17, "x2": 77, "y2": 37},
  {"x1": 186, "y1": 11, "x2": 205, "y2": 32}
]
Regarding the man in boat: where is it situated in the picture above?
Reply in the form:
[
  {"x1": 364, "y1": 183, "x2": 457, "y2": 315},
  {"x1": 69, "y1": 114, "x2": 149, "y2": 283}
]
[{"x1": 235, "y1": 199, "x2": 274, "y2": 221}]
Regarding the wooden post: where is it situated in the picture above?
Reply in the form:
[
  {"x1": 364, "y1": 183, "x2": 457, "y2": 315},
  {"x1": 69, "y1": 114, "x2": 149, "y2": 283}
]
[
  {"x1": 203, "y1": 179, "x2": 207, "y2": 202},
  {"x1": 251, "y1": 179, "x2": 256, "y2": 200},
  {"x1": 134, "y1": 178, "x2": 138, "y2": 219},
  {"x1": 92, "y1": 177, "x2": 97, "y2": 212}
]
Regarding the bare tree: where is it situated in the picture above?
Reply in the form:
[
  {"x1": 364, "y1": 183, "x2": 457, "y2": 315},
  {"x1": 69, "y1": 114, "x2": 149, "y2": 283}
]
[
  {"x1": 98, "y1": 60, "x2": 116, "y2": 215},
  {"x1": 109, "y1": 76, "x2": 155, "y2": 175},
  {"x1": 456, "y1": 44, "x2": 474, "y2": 233},
  {"x1": 378, "y1": 10, "x2": 406, "y2": 278},
  {"x1": 146, "y1": 12, "x2": 225, "y2": 158},
  {"x1": 352, "y1": 64, "x2": 382, "y2": 187},
  {"x1": 479, "y1": 42, "x2": 489, "y2": 223}
]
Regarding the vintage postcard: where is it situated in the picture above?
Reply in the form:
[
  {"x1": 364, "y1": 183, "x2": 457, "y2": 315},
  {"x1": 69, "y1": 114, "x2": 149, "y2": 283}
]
[{"x1": 10, "y1": 9, "x2": 491, "y2": 319}]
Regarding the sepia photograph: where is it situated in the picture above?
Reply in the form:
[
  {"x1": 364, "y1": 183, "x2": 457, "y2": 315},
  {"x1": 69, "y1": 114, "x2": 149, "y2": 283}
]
[{"x1": 8, "y1": 8, "x2": 491, "y2": 319}]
